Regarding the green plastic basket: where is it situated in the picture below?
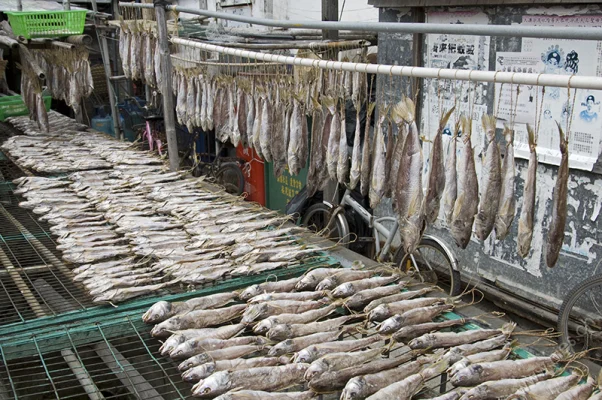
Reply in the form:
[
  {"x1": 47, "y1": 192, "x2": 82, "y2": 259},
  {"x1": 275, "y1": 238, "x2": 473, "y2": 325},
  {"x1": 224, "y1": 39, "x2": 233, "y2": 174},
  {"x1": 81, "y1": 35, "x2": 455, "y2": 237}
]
[
  {"x1": 5, "y1": 10, "x2": 87, "y2": 39},
  {"x1": 0, "y1": 95, "x2": 52, "y2": 121}
]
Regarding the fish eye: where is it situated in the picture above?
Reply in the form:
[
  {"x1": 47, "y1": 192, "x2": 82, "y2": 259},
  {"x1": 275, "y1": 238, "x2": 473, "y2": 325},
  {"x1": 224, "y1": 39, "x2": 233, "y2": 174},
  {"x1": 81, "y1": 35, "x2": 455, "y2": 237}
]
[{"x1": 202, "y1": 387, "x2": 211, "y2": 394}]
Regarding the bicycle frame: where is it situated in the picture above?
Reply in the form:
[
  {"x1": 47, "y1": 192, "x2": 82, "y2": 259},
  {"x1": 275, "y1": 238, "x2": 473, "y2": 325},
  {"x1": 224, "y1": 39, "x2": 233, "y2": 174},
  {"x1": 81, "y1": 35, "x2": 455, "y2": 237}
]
[{"x1": 326, "y1": 189, "x2": 399, "y2": 261}]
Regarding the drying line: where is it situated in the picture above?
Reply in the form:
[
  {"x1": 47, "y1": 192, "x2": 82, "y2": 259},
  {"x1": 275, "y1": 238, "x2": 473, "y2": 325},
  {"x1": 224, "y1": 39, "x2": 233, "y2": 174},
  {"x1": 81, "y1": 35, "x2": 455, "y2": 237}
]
[{"x1": 171, "y1": 37, "x2": 602, "y2": 90}]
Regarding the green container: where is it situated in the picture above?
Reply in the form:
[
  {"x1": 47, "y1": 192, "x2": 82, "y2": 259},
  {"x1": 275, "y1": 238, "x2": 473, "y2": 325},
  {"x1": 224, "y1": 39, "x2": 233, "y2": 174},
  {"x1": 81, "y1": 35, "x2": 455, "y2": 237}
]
[
  {"x1": 0, "y1": 95, "x2": 51, "y2": 121},
  {"x1": 5, "y1": 10, "x2": 87, "y2": 39}
]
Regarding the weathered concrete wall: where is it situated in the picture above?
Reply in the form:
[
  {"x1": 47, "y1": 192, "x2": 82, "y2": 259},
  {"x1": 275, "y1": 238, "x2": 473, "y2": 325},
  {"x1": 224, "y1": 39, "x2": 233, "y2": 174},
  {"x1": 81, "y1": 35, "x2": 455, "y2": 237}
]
[{"x1": 376, "y1": 5, "x2": 602, "y2": 311}]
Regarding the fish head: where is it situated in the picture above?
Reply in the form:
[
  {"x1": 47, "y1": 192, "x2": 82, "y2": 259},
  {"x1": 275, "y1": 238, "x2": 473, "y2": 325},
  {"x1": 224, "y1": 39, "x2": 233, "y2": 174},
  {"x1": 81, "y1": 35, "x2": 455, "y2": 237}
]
[
  {"x1": 368, "y1": 304, "x2": 390, "y2": 322},
  {"x1": 268, "y1": 340, "x2": 293, "y2": 357},
  {"x1": 332, "y1": 282, "x2": 354, "y2": 298},
  {"x1": 242, "y1": 303, "x2": 267, "y2": 324},
  {"x1": 170, "y1": 341, "x2": 194, "y2": 359},
  {"x1": 178, "y1": 354, "x2": 208, "y2": 372},
  {"x1": 378, "y1": 314, "x2": 402, "y2": 335},
  {"x1": 304, "y1": 361, "x2": 326, "y2": 381},
  {"x1": 451, "y1": 364, "x2": 482, "y2": 386},
  {"x1": 293, "y1": 346, "x2": 317, "y2": 364},
  {"x1": 295, "y1": 276, "x2": 316, "y2": 291},
  {"x1": 191, "y1": 371, "x2": 229, "y2": 398},
  {"x1": 401, "y1": 220, "x2": 424, "y2": 255},
  {"x1": 458, "y1": 385, "x2": 487, "y2": 400},
  {"x1": 181, "y1": 362, "x2": 216, "y2": 383},
  {"x1": 340, "y1": 377, "x2": 366, "y2": 400},
  {"x1": 267, "y1": 324, "x2": 293, "y2": 341},
  {"x1": 142, "y1": 301, "x2": 172, "y2": 324},
  {"x1": 151, "y1": 317, "x2": 179, "y2": 337},
  {"x1": 159, "y1": 334, "x2": 184, "y2": 356},
  {"x1": 315, "y1": 277, "x2": 336, "y2": 291},
  {"x1": 253, "y1": 318, "x2": 275, "y2": 335}
]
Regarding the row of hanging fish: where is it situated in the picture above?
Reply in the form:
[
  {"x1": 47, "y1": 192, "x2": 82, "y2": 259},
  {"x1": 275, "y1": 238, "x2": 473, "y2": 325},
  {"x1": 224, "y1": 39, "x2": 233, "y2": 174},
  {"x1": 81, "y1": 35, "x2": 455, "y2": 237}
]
[
  {"x1": 18, "y1": 49, "x2": 49, "y2": 133},
  {"x1": 142, "y1": 266, "x2": 598, "y2": 399},
  {"x1": 118, "y1": 22, "x2": 162, "y2": 89},
  {"x1": 3, "y1": 112, "x2": 327, "y2": 304},
  {"x1": 29, "y1": 47, "x2": 94, "y2": 116}
]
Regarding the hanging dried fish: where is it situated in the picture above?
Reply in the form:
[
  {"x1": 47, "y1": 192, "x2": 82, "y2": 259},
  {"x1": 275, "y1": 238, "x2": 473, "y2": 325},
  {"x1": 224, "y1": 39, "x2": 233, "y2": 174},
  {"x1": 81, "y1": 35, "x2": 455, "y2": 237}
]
[
  {"x1": 194, "y1": 77, "x2": 202, "y2": 129},
  {"x1": 451, "y1": 116, "x2": 479, "y2": 249},
  {"x1": 246, "y1": 92, "x2": 255, "y2": 148},
  {"x1": 326, "y1": 99, "x2": 341, "y2": 181},
  {"x1": 369, "y1": 108, "x2": 387, "y2": 208},
  {"x1": 120, "y1": 27, "x2": 131, "y2": 79},
  {"x1": 494, "y1": 124, "x2": 516, "y2": 240},
  {"x1": 186, "y1": 75, "x2": 196, "y2": 132},
  {"x1": 306, "y1": 98, "x2": 325, "y2": 197},
  {"x1": 154, "y1": 35, "x2": 162, "y2": 91},
  {"x1": 349, "y1": 107, "x2": 363, "y2": 190},
  {"x1": 260, "y1": 95, "x2": 273, "y2": 162},
  {"x1": 288, "y1": 98, "x2": 303, "y2": 175},
  {"x1": 392, "y1": 97, "x2": 425, "y2": 254},
  {"x1": 130, "y1": 28, "x2": 141, "y2": 81},
  {"x1": 337, "y1": 104, "x2": 349, "y2": 185},
  {"x1": 299, "y1": 104, "x2": 309, "y2": 170},
  {"x1": 237, "y1": 86, "x2": 248, "y2": 148},
  {"x1": 176, "y1": 73, "x2": 187, "y2": 126},
  {"x1": 252, "y1": 95, "x2": 263, "y2": 158},
  {"x1": 225, "y1": 85, "x2": 237, "y2": 143},
  {"x1": 546, "y1": 122, "x2": 569, "y2": 268},
  {"x1": 144, "y1": 33, "x2": 155, "y2": 87},
  {"x1": 443, "y1": 119, "x2": 461, "y2": 225},
  {"x1": 360, "y1": 103, "x2": 375, "y2": 197},
  {"x1": 384, "y1": 120, "x2": 396, "y2": 198},
  {"x1": 283, "y1": 104, "x2": 292, "y2": 168},
  {"x1": 517, "y1": 124, "x2": 538, "y2": 258},
  {"x1": 424, "y1": 107, "x2": 455, "y2": 224},
  {"x1": 272, "y1": 96, "x2": 287, "y2": 178},
  {"x1": 206, "y1": 80, "x2": 215, "y2": 131}
]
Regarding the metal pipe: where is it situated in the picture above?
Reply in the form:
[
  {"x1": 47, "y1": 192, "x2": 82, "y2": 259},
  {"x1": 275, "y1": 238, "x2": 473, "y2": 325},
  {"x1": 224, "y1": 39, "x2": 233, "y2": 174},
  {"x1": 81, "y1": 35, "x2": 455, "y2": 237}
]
[
  {"x1": 207, "y1": 39, "x2": 370, "y2": 50},
  {"x1": 61, "y1": 349, "x2": 106, "y2": 400},
  {"x1": 120, "y1": 2, "x2": 602, "y2": 41},
  {"x1": 172, "y1": 37, "x2": 602, "y2": 90},
  {"x1": 155, "y1": 1, "x2": 179, "y2": 172}
]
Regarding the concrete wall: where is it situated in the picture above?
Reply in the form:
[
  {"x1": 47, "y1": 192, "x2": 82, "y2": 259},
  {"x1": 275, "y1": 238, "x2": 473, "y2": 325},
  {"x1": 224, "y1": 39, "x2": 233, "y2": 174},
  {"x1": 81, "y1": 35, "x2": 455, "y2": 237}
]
[{"x1": 375, "y1": 5, "x2": 602, "y2": 311}]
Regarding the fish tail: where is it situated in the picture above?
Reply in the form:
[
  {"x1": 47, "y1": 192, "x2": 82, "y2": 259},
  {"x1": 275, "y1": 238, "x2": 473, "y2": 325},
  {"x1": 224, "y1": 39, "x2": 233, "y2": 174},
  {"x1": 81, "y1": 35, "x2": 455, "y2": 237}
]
[
  {"x1": 440, "y1": 106, "x2": 456, "y2": 130},
  {"x1": 392, "y1": 97, "x2": 415, "y2": 125},
  {"x1": 460, "y1": 116, "x2": 471, "y2": 141},
  {"x1": 555, "y1": 121, "x2": 569, "y2": 152},
  {"x1": 526, "y1": 123, "x2": 537, "y2": 150}
]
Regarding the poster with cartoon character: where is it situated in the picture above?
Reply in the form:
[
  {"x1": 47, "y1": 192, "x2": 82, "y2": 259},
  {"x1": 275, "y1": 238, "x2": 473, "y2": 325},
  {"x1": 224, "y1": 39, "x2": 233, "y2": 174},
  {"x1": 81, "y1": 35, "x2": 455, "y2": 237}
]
[{"x1": 507, "y1": 14, "x2": 602, "y2": 170}]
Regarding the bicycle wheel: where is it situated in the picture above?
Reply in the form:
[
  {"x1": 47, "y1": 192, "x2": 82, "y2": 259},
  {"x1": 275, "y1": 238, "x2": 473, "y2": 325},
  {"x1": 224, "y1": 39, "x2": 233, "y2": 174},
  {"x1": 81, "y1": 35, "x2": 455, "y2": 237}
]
[
  {"x1": 301, "y1": 203, "x2": 350, "y2": 247},
  {"x1": 394, "y1": 237, "x2": 462, "y2": 296},
  {"x1": 557, "y1": 274, "x2": 602, "y2": 354},
  {"x1": 215, "y1": 163, "x2": 244, "y2": 196}
]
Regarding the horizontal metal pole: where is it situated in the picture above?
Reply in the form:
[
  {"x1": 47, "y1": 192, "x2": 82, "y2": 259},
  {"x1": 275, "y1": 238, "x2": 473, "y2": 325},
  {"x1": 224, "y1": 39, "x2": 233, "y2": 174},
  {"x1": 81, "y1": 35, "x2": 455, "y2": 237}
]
[
  {"x1": 119, "y1": 2, "x2": 602, "y2": 41},
  {"x1": 171, "y1": 37, "x2": 602, "y2": 90}
]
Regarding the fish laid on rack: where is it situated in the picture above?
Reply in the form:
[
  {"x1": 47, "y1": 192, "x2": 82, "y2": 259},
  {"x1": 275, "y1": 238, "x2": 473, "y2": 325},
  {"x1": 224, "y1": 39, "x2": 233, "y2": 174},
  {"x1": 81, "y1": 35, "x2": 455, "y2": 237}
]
[
  {"x1": 517, "y1": 124, "x2": 538, "y2": 258},
  {"x1": 304, "y1": 347, "x2": 383, "y2": 381},
  {"x1": 182, "y1": 357, "x2": 289, "y2": 383},
  {"x1": 494, "y1": 124, "x2": 516, "y2": 240},
  {"x1": 546, "y1": 122, "x2": 569, "y2": 268},
  {"x1": 474, "y1": 115, "x2": 501, "y2": 241},
  {"x1": 450, "y1": 116, "x2": 479, "y2": 249}
]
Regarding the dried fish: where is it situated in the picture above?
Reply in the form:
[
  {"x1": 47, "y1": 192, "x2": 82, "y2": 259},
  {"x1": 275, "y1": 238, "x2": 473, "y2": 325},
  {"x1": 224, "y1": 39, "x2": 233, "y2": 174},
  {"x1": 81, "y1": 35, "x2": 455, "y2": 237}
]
[
  {"x1": 344, "y1": 283, "x2": 406, "y2": 310},
  {"x1": 260, "y1": 96, "x2": 273, "y2": 162},
  {"x1": 369, "y1": 109, "x2": 387, "y2": 208},
  {"x1": 331, "y1": 276, "x2": 399, "y2": 298},
  {"x1": 364, "y1": 287, "x2": 436, "y2": 313},
  {"x1": 451, "y1": 116, "x2": 479, "y2": 249},
  {"x1": 267, "y1": 315, "x2": 360, "y2": 341},
  {"x1": 377, "y1": 303, "x2": 454, "y2": 334},
  {"x1": 368, "y1": 296, "x2": 443, "y2": 322},
  {"x1": 295, "y1": 268, "x2": 341, "y2": 291},
  {"x1": 507, "y1": 373, "x2": 580, "y2": 399},
  {"x1": 327, "y1": 103, "x2": 341, "y2": 181},
  {"x1": 494, "y1": 124, "x2": 516, "y2": 240},
  {"x1": 238, "y1": 277, "x2": 300, "y2": 301},
  {"x1": 306, "y1": 100, "x2": 325, "y2": 196},
  {"x1": 191, "y1": 363, "x2": 309, "y2": 398},
  {"x1": 392, "y1": 97, "x2": 425, "y2": 254},
  {"x1": 349, "y1": 107, "x2": 363, "y2": 190},
  {"x1": 337, "y1": 104, "x2": 349, "y2": 184},
  {"x1": 179, "y1": 344, "x2": 267, "y2": 372},
  {"x1": 458, "y1": 373, "x2": 550, "y2": 400},
  {"x1": 171, "y1": 335, "x2": 269, "y2": 360},
  {"x1": 425, "y1": 107, "x2": 455, "y2": 223},
  {"x1": 236, "y1": 87, "x2": 247, "y2": 147},
  {"x1": 408, "y1": 322, "x2": 515, "y2": 349},
  {"x1": 304, "y1": 348, "x2": 383, "y2": 381},
  {"x1": 392, "y1": 318, "x2": 466, "y2": 343},
  {"x1": 517, "y1": 124, "x2": 538, "y2": 258},
  {"x1": 288, "y1": 98, "x2": 304, "y2": 175},
  {"x1": 360, "y1": 104, "x2": 375, "y2": 197},
  {"x1": 475, "y1": 114, "x2": 502, "y2": 241},
  {"x1": 181, "y1": 357, "x2": 286, "y2": 383},
  {"x1": 268, "y1": 330, "x2": 345, "y2": 357},
  {"x1": 151, "y1": 304, "x2": 246, "y2": 337},
  {"x1": 214, "y1": 390, "x2": 316, "y2": 400},
  {"x1": 253, "y1": 304, "x2": 337, "y2": 335},
  {"x1": 292, "y1": 335, "x2": 384, "y2": 364},
  {"x1": 242, "y1": 300, "x2": 325, "y2": 324},
  {"x1": 384, "y1": 120, "x2": 395, "y2": 198},
  {"x1": 546, "y1": 122, "x2": 569, "y2": 268}
]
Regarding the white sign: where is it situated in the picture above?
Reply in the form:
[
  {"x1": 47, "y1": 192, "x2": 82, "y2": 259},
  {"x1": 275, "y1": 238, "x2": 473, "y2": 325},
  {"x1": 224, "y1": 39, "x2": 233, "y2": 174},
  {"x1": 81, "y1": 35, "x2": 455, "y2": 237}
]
[{"x1": 495, "y1": 15, "x2": 602, "y2": 170}]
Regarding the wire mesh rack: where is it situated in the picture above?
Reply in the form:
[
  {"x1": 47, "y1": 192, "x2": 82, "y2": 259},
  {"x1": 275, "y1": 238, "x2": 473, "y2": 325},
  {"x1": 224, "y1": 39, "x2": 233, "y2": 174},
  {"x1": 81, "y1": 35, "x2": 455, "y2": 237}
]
[
  {"x1": 0, "y1": 148, "x2": 96, "y2": 326},
  {"x1": 0, "y1": 314, "x2": 192, "y2": 400}
]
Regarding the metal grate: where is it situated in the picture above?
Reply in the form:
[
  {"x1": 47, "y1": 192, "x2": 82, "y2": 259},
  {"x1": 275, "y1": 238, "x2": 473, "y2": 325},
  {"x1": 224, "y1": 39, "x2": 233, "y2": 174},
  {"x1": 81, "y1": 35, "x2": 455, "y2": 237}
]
[
  {"x1": 0, "y1": 150, "x2": 95, "y2": 325},
  {"x1": 0, "y1": 315, "x2": 191, "y2": 400}
]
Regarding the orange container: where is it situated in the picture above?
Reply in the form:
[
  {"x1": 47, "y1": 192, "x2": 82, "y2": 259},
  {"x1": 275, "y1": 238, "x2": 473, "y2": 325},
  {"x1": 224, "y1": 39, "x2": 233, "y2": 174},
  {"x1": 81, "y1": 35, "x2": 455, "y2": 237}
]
[{"x1": 236, "y1": 144, "x2": 266, "y2": 206}]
